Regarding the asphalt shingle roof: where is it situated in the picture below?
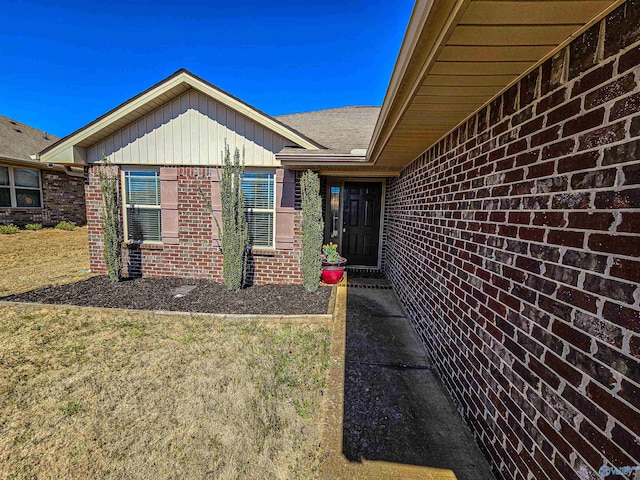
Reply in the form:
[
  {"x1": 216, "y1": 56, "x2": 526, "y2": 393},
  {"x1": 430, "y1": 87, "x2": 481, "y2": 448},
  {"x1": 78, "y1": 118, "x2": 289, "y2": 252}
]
[
  {"x1": 275, "y1": 106, "x2": 380, "y2": 153},
  {"x1": 0, "y1": 115, "x2": 58, "y2": 163}
]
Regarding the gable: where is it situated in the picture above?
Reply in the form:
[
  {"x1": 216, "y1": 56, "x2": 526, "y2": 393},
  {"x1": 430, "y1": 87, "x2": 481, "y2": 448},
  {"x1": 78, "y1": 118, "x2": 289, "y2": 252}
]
[
  {"x1": 87, "y1": 89, "x2": 295, "y2": 167},
  {"x1": 37, "y1": 69, "x2": 322, "y2": 166}
]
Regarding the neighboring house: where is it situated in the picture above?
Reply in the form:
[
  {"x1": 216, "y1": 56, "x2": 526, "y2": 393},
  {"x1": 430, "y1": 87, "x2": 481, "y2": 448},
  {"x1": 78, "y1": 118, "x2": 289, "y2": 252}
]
[
  {"x1": 0, "y1": 115, "x2": 85, "y2": 227},
  {"x1": 37, "y1": 1, "x2": 640, "y2": 479}
]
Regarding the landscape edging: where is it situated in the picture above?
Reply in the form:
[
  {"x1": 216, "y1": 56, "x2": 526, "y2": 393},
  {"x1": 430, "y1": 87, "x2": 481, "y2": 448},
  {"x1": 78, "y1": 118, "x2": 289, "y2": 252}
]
[{"x1": 0, "y1": 295, "x2": 336, "y2": 324}]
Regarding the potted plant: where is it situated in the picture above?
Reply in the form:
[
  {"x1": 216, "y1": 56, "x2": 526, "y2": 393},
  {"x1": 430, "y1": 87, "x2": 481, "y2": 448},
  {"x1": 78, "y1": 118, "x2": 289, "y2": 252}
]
[{"x1": 321, "y1": 242, "x2": 346, "y2": 284}]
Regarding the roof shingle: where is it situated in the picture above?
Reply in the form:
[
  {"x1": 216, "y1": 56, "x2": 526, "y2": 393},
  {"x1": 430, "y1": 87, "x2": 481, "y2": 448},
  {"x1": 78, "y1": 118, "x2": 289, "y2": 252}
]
[
  {"x1": 0, "y1": 115, "x2": 58, "y2": 163},
  {"x1": 275, "y1": 106, "x2": 380, "y2": 153}
]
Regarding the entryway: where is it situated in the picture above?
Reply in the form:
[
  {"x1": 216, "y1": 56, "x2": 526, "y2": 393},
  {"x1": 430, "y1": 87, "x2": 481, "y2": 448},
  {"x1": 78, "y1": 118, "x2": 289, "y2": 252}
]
[
  {"x1": 321, "y1": 275, "x2": 496, "y2": 479},
  {"x1": 342, "y1": 279, "x2": 497, "y2": 479},
  {"x1": 324, "y1": 180, "x2": 383, "y2": 268}
]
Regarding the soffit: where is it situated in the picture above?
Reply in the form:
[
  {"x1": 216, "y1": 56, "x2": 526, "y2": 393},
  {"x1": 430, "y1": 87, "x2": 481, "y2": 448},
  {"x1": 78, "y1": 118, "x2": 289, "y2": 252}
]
[
  {"x1": 369, "y1": 0, "x2": 621, "y2": 171},
  {"x1": 74, "y1": 83, "x2": 191, "y2": 148}
]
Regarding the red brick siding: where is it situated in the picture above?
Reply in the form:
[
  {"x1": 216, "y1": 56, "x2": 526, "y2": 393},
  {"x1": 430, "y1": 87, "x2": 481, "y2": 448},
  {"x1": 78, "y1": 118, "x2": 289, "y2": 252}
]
[
  {"x1": 0, "y1": 168, "x2": 86, "y2": 227},
  {"x1": 384, "y1": 4, "x2": 640, "y2": 480},
  {"x1": 86, "y1": 165, "x2": 302, "y2": 284}
]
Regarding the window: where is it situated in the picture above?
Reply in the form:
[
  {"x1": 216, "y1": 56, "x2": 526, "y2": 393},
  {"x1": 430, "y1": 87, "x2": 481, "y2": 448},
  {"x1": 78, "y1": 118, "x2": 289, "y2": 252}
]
[
  {"x1": 123, "y1": 170, "x2": 161, "y2": 242},
  {"x1": 329, "y1": 185, "x2": 341, "y2": 239},
  {"x1": 0, "y1": 166, "x2": 9, "y2": 207},
  {"x1": 0, "y1": 165, "x2": 42, "y2": 208},
  {"x1": 242, "y1": 172, "x2": 275, "y2": 247}
]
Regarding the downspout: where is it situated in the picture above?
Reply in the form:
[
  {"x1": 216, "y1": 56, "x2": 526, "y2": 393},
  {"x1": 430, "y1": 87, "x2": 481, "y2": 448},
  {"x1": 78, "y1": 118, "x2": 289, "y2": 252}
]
[
  {"x1": 63, "y1": 165, "x2": 85, "y2": 178},
  {"x1": 30, "y1": 154, "x2": 85, "y2": 178}
]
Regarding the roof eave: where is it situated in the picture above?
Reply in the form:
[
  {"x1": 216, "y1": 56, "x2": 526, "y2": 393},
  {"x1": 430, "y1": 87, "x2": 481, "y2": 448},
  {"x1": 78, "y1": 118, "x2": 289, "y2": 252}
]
[
  {"x1": 277, "y1": 152, "x2": 402, "y2": 176},
  {"x1": 277, "y1": 152, "x2": 369, "y2": 165},
  {"x1": 0, "y1": 155, "x2": 63, "y2": 170},
  {"x1": 367, "y1": 0, "x2": 468, "y2": 165},
  {"x1": 367, "y1": 0, "x2": 623, "y2": 171}
]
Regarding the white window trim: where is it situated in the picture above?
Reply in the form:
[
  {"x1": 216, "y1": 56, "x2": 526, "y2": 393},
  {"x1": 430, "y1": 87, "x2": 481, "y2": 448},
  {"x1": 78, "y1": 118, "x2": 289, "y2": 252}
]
[
  {"x1": 121, "y1": 168, "x2": 162, "y2": 244},
  {"x1": 242, "y1": 169, "x2": 276, "y2": 249},
  {"x1": 0, "y1": 164, "x2": 43, "y2": 209}
]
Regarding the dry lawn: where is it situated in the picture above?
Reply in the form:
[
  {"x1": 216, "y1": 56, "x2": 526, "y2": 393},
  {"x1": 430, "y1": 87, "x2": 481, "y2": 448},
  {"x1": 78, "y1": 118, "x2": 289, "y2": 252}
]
[
  {"x1": 0, "y1": 305, "x2": 330, "y2": 479},
  {"x1": 0, "y1": 227, "x2": 90, "y2": 296}
]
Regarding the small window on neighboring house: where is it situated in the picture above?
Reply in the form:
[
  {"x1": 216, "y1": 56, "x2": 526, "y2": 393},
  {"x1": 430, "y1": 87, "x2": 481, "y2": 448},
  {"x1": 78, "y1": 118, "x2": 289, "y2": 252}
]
[
  {"x1": 15, "y1": 168, "x2": 42, "y2": 207},
  {"x1": 123, "y1": 170, "x2": 161, "y2": 242},
  {"x1": 242, "y1": 172, "x2": 275, "y2": 248},
  {"x1": 0, "y1": 165, "x2": 42, "y2": 208},
  {"x1": 0, "y1": 166, "x2": 10, "y2": 207}
]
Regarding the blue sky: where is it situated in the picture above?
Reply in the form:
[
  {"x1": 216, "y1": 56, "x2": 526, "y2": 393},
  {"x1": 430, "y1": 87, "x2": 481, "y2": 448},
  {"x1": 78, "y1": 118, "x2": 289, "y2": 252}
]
[{"x1": 1, "y1": 0, "x2": 414, "y2": 138}]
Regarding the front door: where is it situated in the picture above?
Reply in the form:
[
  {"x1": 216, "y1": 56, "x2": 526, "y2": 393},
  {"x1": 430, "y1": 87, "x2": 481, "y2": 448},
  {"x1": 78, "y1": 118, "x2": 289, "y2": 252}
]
[{"x1": 342, "y1": 182, "x2": 382, "y2": 266}]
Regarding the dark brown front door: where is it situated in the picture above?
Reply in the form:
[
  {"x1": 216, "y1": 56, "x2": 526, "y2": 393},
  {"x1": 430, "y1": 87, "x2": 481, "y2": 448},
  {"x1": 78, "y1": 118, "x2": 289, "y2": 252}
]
[{"x1": 342, "y1": 182, "x2": 382, "y2": 266}]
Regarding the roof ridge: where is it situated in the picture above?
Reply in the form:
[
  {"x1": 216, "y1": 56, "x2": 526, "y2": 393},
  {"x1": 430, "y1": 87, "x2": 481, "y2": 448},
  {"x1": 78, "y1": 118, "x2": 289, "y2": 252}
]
[{"x1": 275, "y1": 105, "x2": 381, "y2": 117}]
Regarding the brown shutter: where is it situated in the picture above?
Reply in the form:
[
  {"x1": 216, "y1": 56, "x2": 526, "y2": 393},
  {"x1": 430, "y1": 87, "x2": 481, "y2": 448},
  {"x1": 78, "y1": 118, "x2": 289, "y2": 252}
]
[
  {"x1": 275, "y1": 168, "x2": 295, "y2": 250},
  {"x1": 210, "y1": 175, "x2": 223, "y2": 241},
  {"x1": 160, "y1": 167, "x2": 179, "y2": 245}
]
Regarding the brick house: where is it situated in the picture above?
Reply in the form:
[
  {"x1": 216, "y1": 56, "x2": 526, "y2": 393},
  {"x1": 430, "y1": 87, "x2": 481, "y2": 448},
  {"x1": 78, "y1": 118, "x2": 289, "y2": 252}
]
[
  {"x1": 37, "y1": 0, "x2": 639, "y2": 478},
  {"x1": 36, "y1": 71, "x2": 379, "y2": 282},
  {"x1": 0, "y1": 115, "x2": 85, "y2": 227}
]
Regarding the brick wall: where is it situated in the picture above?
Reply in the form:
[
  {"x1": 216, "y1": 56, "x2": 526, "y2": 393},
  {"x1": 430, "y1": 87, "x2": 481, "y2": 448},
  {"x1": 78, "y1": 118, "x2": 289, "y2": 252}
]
[
  {"x1": 0, "y1": 168, "x2": 86, "y2": 227},
  {"x1": 384, "y1": 3, "x2": 640, "y2": 479},
  {"x1": 86, "y1": 165, "x2": 302, "y2": 284}
]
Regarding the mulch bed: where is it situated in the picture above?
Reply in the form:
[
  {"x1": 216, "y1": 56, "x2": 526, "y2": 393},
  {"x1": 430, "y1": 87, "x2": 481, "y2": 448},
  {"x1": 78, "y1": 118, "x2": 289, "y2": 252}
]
[{"x1": 1, "y1": 276, "x2": 332, "y2": 315}]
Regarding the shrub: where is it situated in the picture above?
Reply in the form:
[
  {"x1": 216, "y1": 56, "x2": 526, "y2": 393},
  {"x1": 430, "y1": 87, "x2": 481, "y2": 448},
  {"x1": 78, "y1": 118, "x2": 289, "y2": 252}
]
[
  {"x1": 24, "y1": 223, "x2": 42, "y2": 230},
  {"x1": 55, "y1": 221, "x2": 76, "y2": 231},
  {"x1": 214, "y1": 145, "x2": 249, "y2": 292},
  {"x1": 0, "y1": 224, "x2": 20, "y2": 235},
  {"x1": 98, "y1": 153, "x2": 123, "y2": 282},
  {"x1": 300, "y1": 170, "x2": 324, "y2": 292}
]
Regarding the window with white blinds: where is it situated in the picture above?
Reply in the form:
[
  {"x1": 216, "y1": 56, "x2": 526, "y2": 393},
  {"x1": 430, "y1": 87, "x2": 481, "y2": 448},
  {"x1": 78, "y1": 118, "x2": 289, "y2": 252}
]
[
  {"x1": 242, "y1": 172, "x2": 275, "y2": 247},
  {"x1": 123, "y1": 170, "x2": 161, "y2": 242}
]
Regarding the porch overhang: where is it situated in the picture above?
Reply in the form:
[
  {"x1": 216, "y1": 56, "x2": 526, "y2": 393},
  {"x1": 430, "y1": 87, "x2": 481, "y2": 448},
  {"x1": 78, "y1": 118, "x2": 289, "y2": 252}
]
[
  {"x1": 367, "y1": 0, "x2": 624, "y2": 172},
  {"x1": 277, "y1": 149, "x2": 402, "y2": 177}
]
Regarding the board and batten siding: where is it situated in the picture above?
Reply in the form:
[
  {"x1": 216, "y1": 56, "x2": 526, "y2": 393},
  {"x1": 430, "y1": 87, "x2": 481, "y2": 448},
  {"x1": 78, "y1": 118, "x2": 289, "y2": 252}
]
[{"x1": 87, "y1": 90, "x2": 296, "y2": 166}]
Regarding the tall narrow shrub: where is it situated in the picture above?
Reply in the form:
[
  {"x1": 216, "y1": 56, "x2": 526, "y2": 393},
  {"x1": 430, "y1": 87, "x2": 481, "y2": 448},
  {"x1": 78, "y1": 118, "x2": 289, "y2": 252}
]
[
  {"x1": 215, "y1": 145, "x2": 248, "y2": 291},
  {"x1": 98, "y1": 152, "x2": 122, "y2": 282},
  {"x1": 300, "y1": 170, "x2": 324, "y2": 292}
]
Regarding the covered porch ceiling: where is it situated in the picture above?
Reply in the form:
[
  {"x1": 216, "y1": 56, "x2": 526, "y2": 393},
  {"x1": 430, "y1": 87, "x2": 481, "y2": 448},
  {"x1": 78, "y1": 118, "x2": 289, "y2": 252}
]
[{"x1": 366, "y1": 0, "x2": 623, "y2": 174}]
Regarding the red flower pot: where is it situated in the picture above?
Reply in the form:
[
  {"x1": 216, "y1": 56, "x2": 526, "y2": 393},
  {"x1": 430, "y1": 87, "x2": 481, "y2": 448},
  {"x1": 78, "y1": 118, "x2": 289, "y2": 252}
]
[{"x1": 321, "y1": 264, "x2": 345, "y2": 284}]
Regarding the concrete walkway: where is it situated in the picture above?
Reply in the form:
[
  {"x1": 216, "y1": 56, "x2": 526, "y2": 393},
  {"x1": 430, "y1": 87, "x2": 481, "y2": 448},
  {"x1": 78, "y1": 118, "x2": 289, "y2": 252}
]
[{"x1": 340, "y1": 281, "x2": 496, "y2": 480}]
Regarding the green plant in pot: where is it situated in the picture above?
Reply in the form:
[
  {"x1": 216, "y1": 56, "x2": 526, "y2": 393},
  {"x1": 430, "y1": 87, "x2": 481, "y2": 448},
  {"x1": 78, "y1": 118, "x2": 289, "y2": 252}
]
[{"x1": 321, "y1": 242, "x2": 346, "y2": 284}]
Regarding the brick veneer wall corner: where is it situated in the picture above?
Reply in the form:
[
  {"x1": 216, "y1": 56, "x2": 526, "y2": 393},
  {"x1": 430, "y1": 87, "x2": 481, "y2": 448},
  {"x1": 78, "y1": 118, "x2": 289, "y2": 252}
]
[
  {"x1": 85, "y1": 165, "x2": 302, "y2": 284},
  {"x1": 384, "y1": 3, "x2": 640, "y2": 479}
]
